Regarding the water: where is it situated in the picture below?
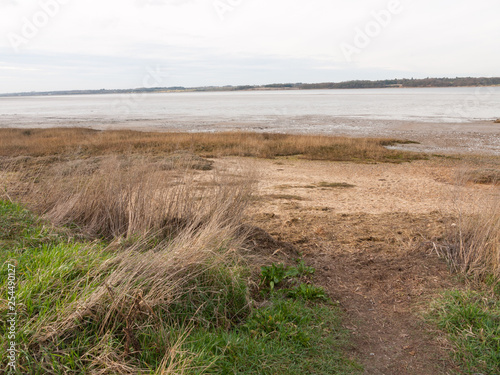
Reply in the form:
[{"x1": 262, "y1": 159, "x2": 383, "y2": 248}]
[
  {"x1": 1, "y1": 87, "x2": 499, "y2": 127},
  {"x1": 1, "y1": 87, "x2": 499, "y2": 155}
]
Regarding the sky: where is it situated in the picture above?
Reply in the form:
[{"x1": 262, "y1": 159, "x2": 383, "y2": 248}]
[{"x1": 0, "y1": 0, "x2": 499, "y2": 93}]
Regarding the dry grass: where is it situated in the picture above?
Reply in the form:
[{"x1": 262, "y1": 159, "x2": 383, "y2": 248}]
[
  {"x1": 2, "y1": 153, "x2": 250, "y2": 240},
  {"x1": 46, "y1": 159, "x2": 247, "y2": 240},
  {"x1": 39, "y1": 209, "x2": 249, "y2": 364},
  {"x1": 437, "y1": 170, "x2": 500, "y2": 282},
  {"x1": 0, "y1": 128, "x2": 423, "y2": 163},
  {"x1": 462, "y1": 168, "x2": 500, "y2": 185},
  {"x1": 441, "y1": 201, "x2": 500, "y2": 281}
]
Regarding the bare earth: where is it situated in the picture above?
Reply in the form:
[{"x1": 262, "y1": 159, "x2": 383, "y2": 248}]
[{"x1": 215, "y1": 156, "x2": 499, "y2": 374}]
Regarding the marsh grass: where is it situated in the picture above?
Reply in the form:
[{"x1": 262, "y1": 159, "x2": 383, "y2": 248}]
[
  {"x1": 3, "y1": 154, "x2": 251, "y2": 240},
  {"x1": 0, "y1": 150, "x2": 256, "y2": 373},
  {"x1": 0, "y1": 128, "x2": 423, "y2": 163},
  {"x1": 0, "y1": 172, "x2": 253, "y2": 374}
]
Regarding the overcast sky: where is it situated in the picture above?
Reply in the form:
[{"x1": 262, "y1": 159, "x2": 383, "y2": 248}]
[{"x1": 0, "y1": 0, "x2": 498, "y2": 93}]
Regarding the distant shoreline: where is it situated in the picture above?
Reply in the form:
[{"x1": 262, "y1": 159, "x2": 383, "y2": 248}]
[{"x1": 1, "y1": 77, "x2": 499, "y2": 98}]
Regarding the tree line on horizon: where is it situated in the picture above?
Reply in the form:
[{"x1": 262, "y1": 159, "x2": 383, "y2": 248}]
[{"x1": 2, "y1": 77, "x2": 499, "y2": 97}]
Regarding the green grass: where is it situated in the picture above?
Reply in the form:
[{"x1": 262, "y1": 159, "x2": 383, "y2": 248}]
[
  {"x1": 184, "y1": 297, "x2": 361, "y2": 374},
  {"x1": 428, "y1": 289, "x2": 500, "y2": 374},
  {"x1": 0, "y1": 200, "x2": 113, "y2": 374},
  {"x1": 0, "y1": 200, "x2": 360, "y2": 374}
]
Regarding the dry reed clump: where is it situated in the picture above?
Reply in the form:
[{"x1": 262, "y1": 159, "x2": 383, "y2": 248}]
[
  {"x1": 0, "y1": 127, "x2": 422, "y2": 163},
  {"x1": 437, "y1": 170, "x2": 500, "y2": 282},
  {"x1": 462, "y1": 168, "x2": 500, "y2": 185}
]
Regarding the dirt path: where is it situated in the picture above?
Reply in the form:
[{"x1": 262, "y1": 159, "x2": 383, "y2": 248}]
[
  {"x1": 216, "y1": 156, "x2": 499, "y2": 374},
  {"x1": 250, "y1": 209, "x2": 460, "y2": 375}
]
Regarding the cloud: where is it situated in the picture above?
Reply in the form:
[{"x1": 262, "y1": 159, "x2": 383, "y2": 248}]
[{"x1": 0, "y1": 0, "x2": 498, "y2": 92}]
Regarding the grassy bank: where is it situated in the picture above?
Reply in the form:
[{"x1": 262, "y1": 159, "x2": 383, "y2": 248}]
[{"x1": 0, "y1": 128, "x2": 423, "y2": 163}]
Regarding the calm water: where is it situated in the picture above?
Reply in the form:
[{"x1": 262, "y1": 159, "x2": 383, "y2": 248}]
[{"x1": 1, "y1": 87, "x2": 499, "y2": 127}]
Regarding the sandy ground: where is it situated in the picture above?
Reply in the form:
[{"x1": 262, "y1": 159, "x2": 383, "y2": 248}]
[
  {"x1": 215, "y1": 156, "x2": 499, "y2": 375},
  {"x1": 219, "y1": 156, "x2": 498, "y2": 216}
]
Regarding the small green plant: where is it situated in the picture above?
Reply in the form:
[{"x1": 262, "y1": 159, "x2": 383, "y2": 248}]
[
  {"x1": 260, "y1": 263, "x2": 291, "y2": 291},
  {"x1": 295, "y1": 258, "x2": 315, "y2": 276},
  {"x1": 287, "y1": 284, "x2": 328, "y2": 301},
  {"x1": 260, "y1": 260, "x2": 315, "y2": 291}
]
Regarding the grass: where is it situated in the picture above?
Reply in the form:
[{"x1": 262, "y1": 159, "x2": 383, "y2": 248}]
[
  {"x1": 3, "y1": 155, "x2": 252, "y2": 241},
  {"x1": 463, "y1": 168, "x2": 500, "y2": 185},
  {"x1": 0, "y1": 201, "x2": 114, "y2": 374},
  {"x1": 0, "y1": 128, "x2": 424, "y2": 163},
  {"x1": 276, "y1": 182, "x2": 355, "y2": 190},
  {"x1": 266, "y1": 194, "x2": 305, "y2": 201},
  {"x1": 427, "y1": 290, "x2": 500, "y2": 374},
  {"x1": 316, "y1": 181, "x2": 356, "y2": 189},
  {"x1": 184, "y1": 297, "x2": 360, "y2": 374},
  {"x1": 436, "y1": 183, "x2": 500, "y2": 282}
]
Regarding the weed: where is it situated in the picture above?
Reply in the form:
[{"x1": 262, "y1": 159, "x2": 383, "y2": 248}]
[
  {"x1": 287, "y1": 284, "x2": 328, "y2": 301},
  {"x1": 295, "y1": 258, "x2": 315, "y2": 276},
  {"x1": 260, "y1": 260, "x2": 315, "y2": 292},
  {"x1": 260, "y1": 263, "x2": 292, "y2": 291}
]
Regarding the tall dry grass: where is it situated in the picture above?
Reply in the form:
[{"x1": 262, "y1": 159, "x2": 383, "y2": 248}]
[
  {"x1": 0, "y1": 128, "x2": 422, "y2": 163},
  {"x1": 38, "y1": 214, "x2": 249, "y2": 374},
  {"x1": 8, "y1": 155, "x2": 249, "y2": 240},
  {"x1": 437, "y1": 169, "x2": 500, "y2": 281}
]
